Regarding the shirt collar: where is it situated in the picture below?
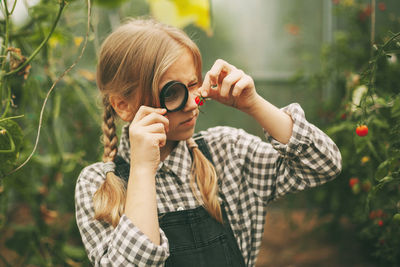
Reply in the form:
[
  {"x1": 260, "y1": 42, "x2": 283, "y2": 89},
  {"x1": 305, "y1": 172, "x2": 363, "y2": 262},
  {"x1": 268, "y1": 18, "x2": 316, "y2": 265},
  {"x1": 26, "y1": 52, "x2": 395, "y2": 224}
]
[{"x1": 118, "y1": 124, "x2": 193, "y2": 183}]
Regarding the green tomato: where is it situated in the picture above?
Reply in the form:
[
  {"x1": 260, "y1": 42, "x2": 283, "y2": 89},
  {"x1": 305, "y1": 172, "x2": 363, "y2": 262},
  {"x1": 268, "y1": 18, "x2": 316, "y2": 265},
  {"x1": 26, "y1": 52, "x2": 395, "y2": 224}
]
[
  {"x1": 352, "y1": 183, "x2": 360, "y2": 194},
  {"x1": 393, "y1": 213, "x2": 400, "y2": 223}
]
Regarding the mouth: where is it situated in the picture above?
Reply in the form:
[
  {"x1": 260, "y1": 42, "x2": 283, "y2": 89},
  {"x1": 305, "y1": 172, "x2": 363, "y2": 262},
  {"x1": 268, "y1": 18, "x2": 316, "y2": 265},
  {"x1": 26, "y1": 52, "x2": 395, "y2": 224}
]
[{"x1": 180, "y1": 113, "x2": 198, "y2": 125}]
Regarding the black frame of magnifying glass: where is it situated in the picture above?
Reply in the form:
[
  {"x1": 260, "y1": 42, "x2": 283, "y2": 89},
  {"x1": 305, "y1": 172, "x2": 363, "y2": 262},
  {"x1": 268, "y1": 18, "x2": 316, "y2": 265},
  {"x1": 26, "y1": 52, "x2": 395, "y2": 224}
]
[{"x1": 159, "y1": 80, "x2": 189, "y2": 112}]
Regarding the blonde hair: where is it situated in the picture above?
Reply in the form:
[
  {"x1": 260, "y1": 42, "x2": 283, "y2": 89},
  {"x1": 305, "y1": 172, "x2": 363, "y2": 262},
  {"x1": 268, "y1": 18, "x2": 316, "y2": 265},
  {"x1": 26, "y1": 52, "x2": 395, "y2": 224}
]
[{"x1": 93, "y1": 18, "x2": 222, "y2": 227}]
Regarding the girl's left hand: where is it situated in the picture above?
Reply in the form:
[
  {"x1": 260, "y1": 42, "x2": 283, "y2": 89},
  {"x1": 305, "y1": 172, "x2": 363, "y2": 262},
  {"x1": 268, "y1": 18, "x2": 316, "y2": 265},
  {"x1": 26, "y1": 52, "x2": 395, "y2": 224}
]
[{"x1": 199, "y1": 59, "x2": 259, "y2": 112}]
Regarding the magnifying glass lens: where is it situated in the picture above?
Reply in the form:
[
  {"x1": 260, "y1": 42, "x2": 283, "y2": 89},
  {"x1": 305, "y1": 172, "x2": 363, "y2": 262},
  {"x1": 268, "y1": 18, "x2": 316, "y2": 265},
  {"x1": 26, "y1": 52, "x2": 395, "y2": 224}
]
[{"x1": 161, "y1": 82, "x2": 188, "y2": 112}]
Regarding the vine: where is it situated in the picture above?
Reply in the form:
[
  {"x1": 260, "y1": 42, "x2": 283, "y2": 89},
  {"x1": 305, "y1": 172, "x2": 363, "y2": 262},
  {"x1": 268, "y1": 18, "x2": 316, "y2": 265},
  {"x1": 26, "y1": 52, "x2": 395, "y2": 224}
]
[{"x1": 0, "y1": 0, "x2": 92, "y2": 178}]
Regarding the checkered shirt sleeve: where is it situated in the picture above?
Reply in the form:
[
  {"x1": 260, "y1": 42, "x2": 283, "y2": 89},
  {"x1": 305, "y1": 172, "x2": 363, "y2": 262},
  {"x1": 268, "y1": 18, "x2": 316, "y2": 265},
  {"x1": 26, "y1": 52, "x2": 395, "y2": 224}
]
[
  {"x1": 204, "y1": 103, "x2": 342, "y2": 204},
  {"x1": 263, "y1": 103, "x2": 342, "y2": 201},
  {"x1": 75, "y1": 163, "x2": 170, "y2": 267}
]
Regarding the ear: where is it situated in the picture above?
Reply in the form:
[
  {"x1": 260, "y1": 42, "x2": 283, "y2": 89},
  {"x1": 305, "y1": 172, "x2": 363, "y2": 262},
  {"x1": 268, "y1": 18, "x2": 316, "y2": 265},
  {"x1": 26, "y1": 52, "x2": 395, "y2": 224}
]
[{"x1": 109, "y1": 95, "x2": 135, "y2": 122}]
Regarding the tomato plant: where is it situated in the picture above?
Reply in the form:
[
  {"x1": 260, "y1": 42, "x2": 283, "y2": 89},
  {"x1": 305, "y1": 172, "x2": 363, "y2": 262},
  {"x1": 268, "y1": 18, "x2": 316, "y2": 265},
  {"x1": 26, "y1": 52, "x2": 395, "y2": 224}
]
[{"x1": 292, "y1": 1, "x2": 400, "y2": 265}]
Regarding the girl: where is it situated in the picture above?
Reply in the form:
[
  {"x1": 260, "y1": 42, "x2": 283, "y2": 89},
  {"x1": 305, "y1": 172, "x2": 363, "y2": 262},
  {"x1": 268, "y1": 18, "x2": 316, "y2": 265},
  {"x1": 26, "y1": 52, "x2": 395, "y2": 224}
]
[{"x1": 75, "y1": 18, "x2": 342, "y2": 267}]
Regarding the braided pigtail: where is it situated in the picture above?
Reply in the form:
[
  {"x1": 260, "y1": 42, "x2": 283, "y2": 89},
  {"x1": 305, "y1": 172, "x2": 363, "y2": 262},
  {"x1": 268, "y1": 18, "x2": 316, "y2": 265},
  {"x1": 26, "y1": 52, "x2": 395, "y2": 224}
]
[
  {"x1": 187, "y1": 138, "x2": 222, "y2": 223},
  {"x1": 93, "y1": 97, "x2": 127, "y2": 228}
]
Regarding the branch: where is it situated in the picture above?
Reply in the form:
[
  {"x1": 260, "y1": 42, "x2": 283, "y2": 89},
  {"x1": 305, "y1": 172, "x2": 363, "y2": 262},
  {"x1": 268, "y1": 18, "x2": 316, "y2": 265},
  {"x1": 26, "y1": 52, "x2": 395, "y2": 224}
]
[
  {"x1": 4, "y1": 0, "x2": 66, "y2": 77},
  {"x1": 382, "y1": 32, "x2": 400, "y2": 50},
  {"x1": 1, "y1": 0, "x2": 92, "y2": 178},
  {"x1": 9, "y1": 0, "x2": 18, "y2": 15},
  {"x1": 0, "y1": 114, "x2": 24, "y2": 123},
  {"x1": 0, "y1": 125, "x2": 15, "y2": 153}
]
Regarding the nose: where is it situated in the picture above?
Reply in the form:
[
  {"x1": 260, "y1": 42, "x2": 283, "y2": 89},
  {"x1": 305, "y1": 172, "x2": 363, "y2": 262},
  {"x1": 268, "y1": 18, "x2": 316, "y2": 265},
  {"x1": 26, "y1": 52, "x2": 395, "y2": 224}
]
[{"x1": 182, "y1": 90, "x2": 198, "y2": 112}]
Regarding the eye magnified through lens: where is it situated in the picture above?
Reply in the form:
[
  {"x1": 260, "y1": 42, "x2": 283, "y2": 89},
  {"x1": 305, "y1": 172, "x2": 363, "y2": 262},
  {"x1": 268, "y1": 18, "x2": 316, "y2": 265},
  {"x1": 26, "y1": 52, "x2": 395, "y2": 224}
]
[{"x1": 160, "y1": 81, "x2": 189, "y2": 112}]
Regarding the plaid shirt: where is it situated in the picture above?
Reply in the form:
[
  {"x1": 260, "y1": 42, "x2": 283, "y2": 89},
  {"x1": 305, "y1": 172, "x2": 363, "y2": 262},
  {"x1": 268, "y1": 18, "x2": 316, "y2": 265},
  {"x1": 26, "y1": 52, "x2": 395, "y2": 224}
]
[{"x1": 75, "y1": 103, "x2": 342, "y2": 266}]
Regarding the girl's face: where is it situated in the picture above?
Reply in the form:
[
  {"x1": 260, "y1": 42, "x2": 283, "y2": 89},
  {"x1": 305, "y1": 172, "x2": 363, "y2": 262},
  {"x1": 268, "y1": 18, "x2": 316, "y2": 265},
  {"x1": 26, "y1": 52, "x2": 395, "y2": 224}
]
[{"x1": 159, "y1": 50, "x2": 200, "y2": 142}]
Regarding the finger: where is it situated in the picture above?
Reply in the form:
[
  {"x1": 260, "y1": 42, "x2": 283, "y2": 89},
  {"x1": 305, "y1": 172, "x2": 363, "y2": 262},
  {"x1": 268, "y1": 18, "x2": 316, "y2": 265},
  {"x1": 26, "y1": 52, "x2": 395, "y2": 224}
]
[
  {"x1": 152, "y1": 133, "x2": 167, "y2": 147},
  {"x1": 220, "y1": 69, "x2": 244, "y2": 98},
  {"x1": 208, "y1": 59, "x2": 233, "y2": 86},
  {"x1": 231, "y1": 75, "x2": 253, "y2": 97},
  {"x1": 141, "y1": 132, "x2": 167, "y2": 147},
  {"x1": 199, "y1": 72, "x2": 211, "y2": 97},
  {"x1": 143, "y1": 122, "x2": 167, "y2": 134},
  {"x1": 139, "y1": 112, "x2": 169, "y2": 132},
  {"x1": 133, "y1": 106, "x2": 167, "y2": 123}
]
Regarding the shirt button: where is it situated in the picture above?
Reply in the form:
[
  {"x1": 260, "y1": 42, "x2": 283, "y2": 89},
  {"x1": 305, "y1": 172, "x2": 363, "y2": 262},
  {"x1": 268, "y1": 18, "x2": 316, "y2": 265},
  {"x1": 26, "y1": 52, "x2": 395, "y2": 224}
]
[{"x1": 177, "y1": 206, "x2": 184, "y2": 211}]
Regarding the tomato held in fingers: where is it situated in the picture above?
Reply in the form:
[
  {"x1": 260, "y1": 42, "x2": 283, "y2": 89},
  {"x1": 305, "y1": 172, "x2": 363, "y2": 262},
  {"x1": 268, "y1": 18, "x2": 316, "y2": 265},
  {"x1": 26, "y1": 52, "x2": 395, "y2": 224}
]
[
  {"x1": 356, "y1": 125, "x2": 368, "y2": 137},
  {"x1": 195, "y1": 95, "x2": 205, "y2": 106}
]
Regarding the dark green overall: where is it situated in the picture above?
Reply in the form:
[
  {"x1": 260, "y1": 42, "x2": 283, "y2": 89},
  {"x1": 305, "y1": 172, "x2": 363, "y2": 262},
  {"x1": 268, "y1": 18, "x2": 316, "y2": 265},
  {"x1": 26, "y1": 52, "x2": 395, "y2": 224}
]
[{"x1": 114, "y1": 134, "x2": 246, "y2": 267}]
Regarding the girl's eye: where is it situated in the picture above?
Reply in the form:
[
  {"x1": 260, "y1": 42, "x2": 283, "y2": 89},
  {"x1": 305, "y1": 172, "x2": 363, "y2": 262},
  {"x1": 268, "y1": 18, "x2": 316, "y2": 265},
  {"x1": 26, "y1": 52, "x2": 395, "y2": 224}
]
[
  {"x1": 188, "y1": 82, "x2": 198, "y2": 88},
  {"x1": 188, "y1": 83, "x2": 198, "y2": 92},
  {"x1": 164, "y1": 87, "x2": 180, "y2": 101}
]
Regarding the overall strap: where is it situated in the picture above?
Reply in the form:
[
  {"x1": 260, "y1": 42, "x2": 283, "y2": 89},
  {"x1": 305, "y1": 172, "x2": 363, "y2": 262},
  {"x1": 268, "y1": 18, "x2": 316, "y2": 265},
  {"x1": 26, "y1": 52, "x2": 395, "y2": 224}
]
[
  {"x1": 114, "y1": 155, "x2": 130, "y2": 182},
  {"x1": 193, "y1": 132, "x2": 214, "y2": 165}
]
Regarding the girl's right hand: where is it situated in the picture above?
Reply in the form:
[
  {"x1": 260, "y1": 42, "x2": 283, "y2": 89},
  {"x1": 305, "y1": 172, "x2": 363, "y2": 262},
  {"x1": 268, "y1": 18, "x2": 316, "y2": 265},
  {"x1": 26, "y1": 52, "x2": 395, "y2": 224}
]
[{"x1": 128, "y1": 106, "x2": 169, "y2": 173}]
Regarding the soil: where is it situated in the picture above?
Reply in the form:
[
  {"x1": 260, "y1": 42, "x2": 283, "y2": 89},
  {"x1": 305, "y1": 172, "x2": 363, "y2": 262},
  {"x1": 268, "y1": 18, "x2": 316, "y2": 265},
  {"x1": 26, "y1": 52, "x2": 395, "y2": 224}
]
[{"x1": 255, "y1": 206, "x2": 376, "y2": 267}]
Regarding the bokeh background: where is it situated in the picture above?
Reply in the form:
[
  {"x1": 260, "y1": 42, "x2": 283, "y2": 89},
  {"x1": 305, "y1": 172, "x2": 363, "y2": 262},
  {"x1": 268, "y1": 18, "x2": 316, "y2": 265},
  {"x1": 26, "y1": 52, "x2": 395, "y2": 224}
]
[{"x1": 1, "y1": 0, "x2": 400, "y2": 266}]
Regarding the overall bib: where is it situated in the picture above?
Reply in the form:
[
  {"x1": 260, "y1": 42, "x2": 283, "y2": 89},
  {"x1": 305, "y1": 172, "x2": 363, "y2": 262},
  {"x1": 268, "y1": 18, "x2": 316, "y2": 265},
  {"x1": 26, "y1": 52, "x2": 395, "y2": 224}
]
[{"x1": 114, "y1": 134, "x2": 246, "y2": 267}]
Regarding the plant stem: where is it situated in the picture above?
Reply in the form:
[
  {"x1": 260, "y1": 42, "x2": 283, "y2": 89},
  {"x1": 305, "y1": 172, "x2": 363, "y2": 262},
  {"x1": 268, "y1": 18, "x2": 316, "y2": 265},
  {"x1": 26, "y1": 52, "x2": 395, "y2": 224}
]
[
  {"x1": 0, "y1": 114, "x2": 24, "y2": 123},
  {"x1": 4, "y1": 0, "x2": 66, "y2": 77},
  {"x1": 367, "y1": 32, "x2": 400, "y2": 93},
  {"x1": 382, "y1": 32, "x2": 400, "y2": 50},
  {"x1": 0, "y1": 83, "x2": 11, "y2": 119},
  {"x1": 9, "y1": 0, "x2": 18, "y2": 15},
  {"x1": 370, "y1": 0, "x2": 376, "y2": 47},
  {"x1": 1, "y1": 0, "x2": 11, "y2": 107}
]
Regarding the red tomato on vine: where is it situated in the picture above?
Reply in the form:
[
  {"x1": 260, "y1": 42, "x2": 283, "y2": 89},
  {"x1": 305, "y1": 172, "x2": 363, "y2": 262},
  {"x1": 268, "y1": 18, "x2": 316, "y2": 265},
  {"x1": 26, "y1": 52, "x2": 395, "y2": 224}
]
[
  {"x1": 349, "y1": 177, "x2": 359, "y2": 187},
  {"x1": 356, "y1": 125, "x2": 368, "y2": 137}
]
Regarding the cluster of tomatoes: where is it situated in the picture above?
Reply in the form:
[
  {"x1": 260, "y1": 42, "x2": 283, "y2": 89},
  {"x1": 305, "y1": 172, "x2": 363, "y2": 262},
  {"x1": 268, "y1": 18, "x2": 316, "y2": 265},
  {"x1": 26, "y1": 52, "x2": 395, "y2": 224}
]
[
  {"x1": 369, "y1": 209, "x2": 386, "y2": 227},
  {"x1": 348, "y1": 177, "x2": 371, "y2": 194}
]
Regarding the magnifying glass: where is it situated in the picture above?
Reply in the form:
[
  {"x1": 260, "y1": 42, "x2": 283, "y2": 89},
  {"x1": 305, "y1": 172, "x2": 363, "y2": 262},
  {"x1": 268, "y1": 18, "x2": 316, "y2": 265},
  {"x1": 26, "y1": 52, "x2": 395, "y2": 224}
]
[{"x1": 159, "y1": 81, "x2": 189, "y2": 112}]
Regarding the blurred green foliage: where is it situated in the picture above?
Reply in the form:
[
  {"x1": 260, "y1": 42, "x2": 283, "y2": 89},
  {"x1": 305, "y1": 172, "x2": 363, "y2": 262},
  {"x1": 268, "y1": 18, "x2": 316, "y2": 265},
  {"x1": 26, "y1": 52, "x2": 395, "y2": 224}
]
[{"x1": 0, "y1": 0, "x2": 96, "y2": 265}]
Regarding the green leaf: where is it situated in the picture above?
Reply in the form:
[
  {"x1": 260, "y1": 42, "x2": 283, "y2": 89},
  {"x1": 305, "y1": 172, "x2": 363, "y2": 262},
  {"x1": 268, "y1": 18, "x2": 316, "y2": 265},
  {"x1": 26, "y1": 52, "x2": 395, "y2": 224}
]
[
  {"x1": 379, "y1": 175, "x2": 393, "y2": 183},
  {"x1": 375, "y1": 159, "x2": 393, "y2": 181},
  {"x1": 370, "y1": 117, "x2": 389, "y2": 130},
  {"x1": 325, "y1": 121, "x2": 353, "y2": 136},
  {"x1": 32, "y1": 154, "x2": 60, "y2": 167},
  {"x1": 94, "y1": 0, "x2": 130, "y2": 8},
  {"x1": 391, "y1": 95, "x2": 400, "y2": 118},
  {"x1": 62, "y1": 244, "x2": 86, "y2": 260}
]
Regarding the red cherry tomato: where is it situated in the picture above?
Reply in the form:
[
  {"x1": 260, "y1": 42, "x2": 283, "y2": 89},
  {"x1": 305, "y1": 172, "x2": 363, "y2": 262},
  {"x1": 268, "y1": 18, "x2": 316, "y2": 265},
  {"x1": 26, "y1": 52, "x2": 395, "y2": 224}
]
[
  {"x1": 195, "y1": 96, "x2": 204, "y2": 106},
  {"x1": 349, "y1": 177, "x2": 359, "y2": 187},
  {"x1": 356, "y1": 125, "x2": 368, "y2": 137}
]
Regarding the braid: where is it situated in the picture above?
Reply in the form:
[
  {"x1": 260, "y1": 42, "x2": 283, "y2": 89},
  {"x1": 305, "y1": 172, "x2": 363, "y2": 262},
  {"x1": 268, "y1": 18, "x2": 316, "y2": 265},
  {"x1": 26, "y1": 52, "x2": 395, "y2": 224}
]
[
  {"x1": 92, "y1": 96, "x2": 127, "y2": 228},
  {"x1": 188, "y1": 142, "x2": 223, "y2": 223},
  {"x1": 102, "y1": 97, "x2": 118, "y2": 162}
]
